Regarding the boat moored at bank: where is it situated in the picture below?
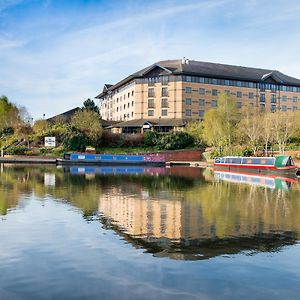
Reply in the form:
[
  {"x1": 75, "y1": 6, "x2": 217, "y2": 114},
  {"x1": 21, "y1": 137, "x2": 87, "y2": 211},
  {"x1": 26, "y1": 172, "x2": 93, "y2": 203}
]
[
  {"x1": 214, "y1": 155, "x2": 298, "y2": 174},
  {"x1": 59, "y1": 153, "x2": 166, "y2": 166}
]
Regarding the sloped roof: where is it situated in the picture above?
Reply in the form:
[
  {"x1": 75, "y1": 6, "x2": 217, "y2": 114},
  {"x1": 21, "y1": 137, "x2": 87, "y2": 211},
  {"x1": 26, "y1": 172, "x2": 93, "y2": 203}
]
[
  {"x1": 95, "y1": 59, "x2": 300, "y2": 99},
  {"x1": 47, "y1": 107, "x2": 81, "y2": 123}
]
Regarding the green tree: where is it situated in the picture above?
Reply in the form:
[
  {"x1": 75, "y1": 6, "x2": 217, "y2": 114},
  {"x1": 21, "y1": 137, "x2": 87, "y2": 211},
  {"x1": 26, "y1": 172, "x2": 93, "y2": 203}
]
[
  {"x1": 82, "y1": 98, "x2": 99, "y2": 114},
  {"x1": 71, "y1": 110, "x2": 103, "y2": 145},
  {"x1": 184, "y1": 121, "x2": 204, "y2": 146},
  {"x1": 202, "y1": 93, "x2": 240, "y2": 154},
  {"x1": 33, "y1": 119, "x2": 51, "y2": 135},
  {"x1": 239, "y1": 108, "x2": 262, "y2": 154}
]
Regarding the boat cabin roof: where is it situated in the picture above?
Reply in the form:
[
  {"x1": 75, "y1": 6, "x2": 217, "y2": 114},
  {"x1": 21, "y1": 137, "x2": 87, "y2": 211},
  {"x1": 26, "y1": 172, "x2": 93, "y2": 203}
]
[{"x1": 215, "y1": 156, "x2": 294, "y2": 167}]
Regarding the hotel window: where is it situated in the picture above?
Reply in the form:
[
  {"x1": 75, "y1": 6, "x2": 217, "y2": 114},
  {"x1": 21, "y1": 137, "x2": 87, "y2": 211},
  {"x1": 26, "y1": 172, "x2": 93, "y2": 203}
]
[
  {"x1": 185, "y1": 98, "x2": 192, "y2": 105},
  {"x1": 237, "y1": 91, "x2": 242, "y2": 98},
  {"x1": 132, "y1": 91, "x2": 134, "y2": 96},
  {"x1": 236, "y1": 102, "x2": 242, "y2": 109},
  {"x1": 131, "y1": 112, "x2": 134, "y2": 117},
  {"x1": 185, "y1": 109, "x2": 192, "y2": 117},
  {"x1": 211, "y1": 100, "x2": 218, "y2": 107},
  {"x1": 128, "y1": 92, "x2": 130, "y2": 98},
  {"x1": 186, "y1": 76, "x2": 192, "y2": 82},
  {"x1": 186, "y1": 87, "x2": 192, "y2": 93},
  {"x1": 148, "y1": 88, "x2": 155, "y2": 97},
  {"x1": 199, "y1": 88, "x2": 205, "y2": 95},
  {"x1": 271, "y1": 105, "x2": 276, "y2": 112},
  {"x1": 199, "y1": 99, "x2": 205, "y2": 106},
  {"x1": 248, "y1": 92, "x2": 254, "y2": 99},
  {"x1": 162, "y1": 76, "x2": 169, "y2": 85},
  {"x1": 148, "y1": 110, "x2": 154, "y2": 116},
  {"x1": 212, "y1": 89, "x2": 218, "y2": 96},
  {"x1": 260, "y1": 103, "x2": 266, "y2": 110},
  {"x1": 148, "y1": 78, "x2": 155, "y2": 86},
  {"x1": 225, "y1": 90, "x2": 230, "y2": 96},
  {"x1": 293, "y1": 106, "x2": 298, "y2": 111},
  {"x1": 161, "y1": 109, "x2": 168, "y2": 116},
  {"x1": 161, "y1": 98, "x2": 168, "y2": 108},
  {"x1": 117, "y1": 107, "x2": 119, "y2": 112},
  {"x1": 260, "y1": 93, "x2": 266, "y2": 102},
  {"x1": 249, "y1": 103, "x2": 254, "y2": 109},
  {"x1": 271, "y1": 94, "x2": 276, "y2": 103},
  {"x1": 281, "y1": 106, "x2": 287, "y2": 111},
  {"x1": 127, "y1": 103, "x2": 130, "y2": 108},
  {"x1": 132, "y1": 101, "x2": 134, "y2": 106},
  {"x1": 199, "y1": 110, "x2": 205, "y2": 118},
  {"x1": 282, "y1": 95, "x2": 287, "y2": 102},
  {"x1": 123, "y1": 104, "x2": 126, "y2": 109},
  {"x1": 292, "y1": 96, "x2": 298, "y2": 102},
  {"x1": 162, "y1": 87, "x2": 168, "y2": 97},
  {"x1": 148, "y1": 99, "x2": 155, "y2": 108},
  {"x1": 117, "y1": 98, "x2": 119, "y2": 103}
]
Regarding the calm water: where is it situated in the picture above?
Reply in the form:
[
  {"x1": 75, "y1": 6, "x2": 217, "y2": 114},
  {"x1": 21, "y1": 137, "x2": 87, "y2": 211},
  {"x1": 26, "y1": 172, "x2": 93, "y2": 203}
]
[{"x1": 0, "y1": 164, "x2": 300, "y2": 300}]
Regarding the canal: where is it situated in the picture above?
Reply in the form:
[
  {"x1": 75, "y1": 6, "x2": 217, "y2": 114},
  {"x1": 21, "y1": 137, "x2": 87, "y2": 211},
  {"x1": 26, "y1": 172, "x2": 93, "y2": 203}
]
[{"x1": 0, "y1": 165, "x2": 300, "y2": 299}]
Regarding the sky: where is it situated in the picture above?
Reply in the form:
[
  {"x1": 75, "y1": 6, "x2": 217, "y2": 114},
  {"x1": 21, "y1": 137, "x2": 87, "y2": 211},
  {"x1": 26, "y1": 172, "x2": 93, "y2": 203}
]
[{"x1": 1, "y1": 0, "x2": 300, "y2": 120}]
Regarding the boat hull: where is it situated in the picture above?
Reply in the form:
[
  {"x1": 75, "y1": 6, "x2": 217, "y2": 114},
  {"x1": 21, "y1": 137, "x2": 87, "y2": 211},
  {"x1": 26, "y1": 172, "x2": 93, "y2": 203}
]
[{"x1": 214, "y1": 164, "x2": 298, "y2": 175}]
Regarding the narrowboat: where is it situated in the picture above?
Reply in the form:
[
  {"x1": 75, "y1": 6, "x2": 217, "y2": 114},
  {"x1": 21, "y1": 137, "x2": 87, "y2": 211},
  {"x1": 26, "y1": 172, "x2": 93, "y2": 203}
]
[
  {"x1": 59, "y1": 153, "x2": 166, "y2": 166},
  {"x1": 214, "y1": 155, "x2": 298, "y2": 175}
]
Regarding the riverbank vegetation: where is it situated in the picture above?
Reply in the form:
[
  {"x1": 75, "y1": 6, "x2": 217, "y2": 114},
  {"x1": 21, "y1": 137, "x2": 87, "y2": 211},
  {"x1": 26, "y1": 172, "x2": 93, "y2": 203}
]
[{"x1": 1, "y1": 94, "x2": 299, "y2": 158}]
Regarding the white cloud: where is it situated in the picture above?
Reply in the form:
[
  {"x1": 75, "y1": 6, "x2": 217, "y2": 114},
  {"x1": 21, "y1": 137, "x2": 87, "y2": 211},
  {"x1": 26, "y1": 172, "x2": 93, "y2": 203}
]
[{"x1": 1, "y1": 0, "x2": 300, "y2": 119}]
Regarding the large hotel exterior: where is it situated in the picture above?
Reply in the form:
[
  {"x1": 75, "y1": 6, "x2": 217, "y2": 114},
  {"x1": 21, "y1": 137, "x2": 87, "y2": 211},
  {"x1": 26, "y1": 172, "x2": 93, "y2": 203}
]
[{"x1": 96, "y1": 59, "x2": 300, "y2": 132}]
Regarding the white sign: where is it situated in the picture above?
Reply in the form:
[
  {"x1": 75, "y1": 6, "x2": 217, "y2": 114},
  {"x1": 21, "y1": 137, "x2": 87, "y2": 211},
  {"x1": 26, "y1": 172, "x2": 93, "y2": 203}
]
[
  {"x1": 143, "y1": 124, "x2": 150, "y2": 129},
  {"x1": 45, "y1": 137, "x2": 56, "y2": 147}
]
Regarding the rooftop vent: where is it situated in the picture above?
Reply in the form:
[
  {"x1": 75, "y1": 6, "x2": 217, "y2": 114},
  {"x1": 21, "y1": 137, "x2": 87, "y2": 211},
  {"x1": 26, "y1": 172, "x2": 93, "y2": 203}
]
[{"x1": 182, "y1": 57, "x2": 189, "y2": 64}]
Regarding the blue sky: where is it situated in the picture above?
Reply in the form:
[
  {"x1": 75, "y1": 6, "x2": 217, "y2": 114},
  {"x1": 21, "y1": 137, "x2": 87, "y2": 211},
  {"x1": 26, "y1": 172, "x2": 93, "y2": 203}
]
[{"x1": 1, "y1": 0, "x2": 300, "y2": 119}]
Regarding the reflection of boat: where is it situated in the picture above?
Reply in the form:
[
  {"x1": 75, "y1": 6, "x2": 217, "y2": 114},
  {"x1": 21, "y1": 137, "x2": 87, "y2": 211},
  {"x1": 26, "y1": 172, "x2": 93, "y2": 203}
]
[
  {"x1": 60, "y1": 153, "x2": 165, "y2": 166},
  {"x1": 214, "y1": 169, "x2": 298, "y2": 190},
  {"x1": 68, "y1": 166, "x2": 166, "y2": 176},
  {"x1": 214, "y1": 155, "x2": 298, "y2": 174}
]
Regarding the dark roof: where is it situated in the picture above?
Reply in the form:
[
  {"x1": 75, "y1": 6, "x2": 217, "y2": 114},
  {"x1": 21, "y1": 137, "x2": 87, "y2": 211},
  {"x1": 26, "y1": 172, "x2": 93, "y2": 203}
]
[
  {"x1": 95, "y1": 59, "x2": 300, "y2": 98},
  {"x1": 47, "y1": 107, "x2": 81, "y2": 123},
  {"x1": 107, "y1": 118, "x2": 188, "y2": 128}
]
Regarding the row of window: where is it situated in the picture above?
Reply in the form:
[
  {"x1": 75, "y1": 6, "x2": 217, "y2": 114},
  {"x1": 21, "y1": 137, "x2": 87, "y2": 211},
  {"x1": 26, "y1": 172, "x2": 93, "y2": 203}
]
[
  {"x1": 148, "y1": 109, "x2": 168, "y2": 116},
  {"x1": 137, "y1": 75, "x2": 300, "y2": 93},
  {"x1": 148, "y1": 87, "x2": 168, "y2": 97},
  {"x1": 182, "y1": 75, "x2": 300, "y2": 93},
  {"x1": 187, "y1": 87, "x2": 299, "y2": 102},
  {"x1": 148, "y1": 98, "x2": 168, "y2": 108}
]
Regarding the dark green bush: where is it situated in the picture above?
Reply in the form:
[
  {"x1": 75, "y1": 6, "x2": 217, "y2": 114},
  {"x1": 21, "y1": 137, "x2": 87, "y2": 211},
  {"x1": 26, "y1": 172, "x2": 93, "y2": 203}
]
[
  {"x1": 6, "y1": 146, "x2": 28, "y2": 155},
  {"x1": 62, "y1": 127, "x2": 89, "y2": 152},
  {"x1": 143, "y1": 131, "x2": 159, "y2": 147},
  {"x1": 156, "y1": 132, "x2": 194, "y2": 150}
]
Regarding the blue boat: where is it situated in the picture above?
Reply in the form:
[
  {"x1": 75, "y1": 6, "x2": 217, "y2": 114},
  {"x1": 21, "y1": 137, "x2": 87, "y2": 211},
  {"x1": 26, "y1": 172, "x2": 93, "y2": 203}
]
[{"x1": 60, "y1": 153, "x2": 166, "y2": 166}]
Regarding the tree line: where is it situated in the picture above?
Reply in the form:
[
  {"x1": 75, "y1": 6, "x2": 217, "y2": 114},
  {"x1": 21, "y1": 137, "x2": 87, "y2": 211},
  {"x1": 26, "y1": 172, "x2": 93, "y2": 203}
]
[{"x1": 185, "y1": 93, "x2": 300, "y2": 156}]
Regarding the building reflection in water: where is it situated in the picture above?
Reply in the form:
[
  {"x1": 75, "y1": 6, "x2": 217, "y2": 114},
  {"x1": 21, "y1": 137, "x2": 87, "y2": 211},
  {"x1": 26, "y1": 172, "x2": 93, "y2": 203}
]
[
  {"x1": 1, "y1": 164, "x2": 299, "y2": 260},
  {"x1": 98, "y1": 168, "x2": 300, "y2": 260}
]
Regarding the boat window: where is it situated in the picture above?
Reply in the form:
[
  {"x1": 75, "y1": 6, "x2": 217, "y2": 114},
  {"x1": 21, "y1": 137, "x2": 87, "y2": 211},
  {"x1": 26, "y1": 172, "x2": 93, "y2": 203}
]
[
  {"x1": 252, "y1": 158, "x2": 261, "y2": 165},
  {"x1": 243, "y1": 159, "x2": 253, "y2": 164},
  {"x1": 286, "y1": 157, "x2": 295, "y2": 166}
]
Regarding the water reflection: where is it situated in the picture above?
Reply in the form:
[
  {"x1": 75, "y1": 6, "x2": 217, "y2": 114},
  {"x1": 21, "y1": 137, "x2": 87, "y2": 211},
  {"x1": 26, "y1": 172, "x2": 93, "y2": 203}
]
[{"x1": 1, "y1": 164, "x2": 300, "y2": 260}]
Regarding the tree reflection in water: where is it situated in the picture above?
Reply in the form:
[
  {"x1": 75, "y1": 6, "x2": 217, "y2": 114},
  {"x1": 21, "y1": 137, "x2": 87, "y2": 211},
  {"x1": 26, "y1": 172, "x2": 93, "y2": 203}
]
[{"x1": 0, "y1": 164, "x2": 299, "y2": 260}]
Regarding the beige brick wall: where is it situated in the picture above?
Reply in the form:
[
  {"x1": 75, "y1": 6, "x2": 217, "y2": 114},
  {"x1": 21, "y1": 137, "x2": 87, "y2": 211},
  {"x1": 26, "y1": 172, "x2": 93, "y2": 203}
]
[{"x1": 99, "y1": 79, "x2": 300, "y2": 121}]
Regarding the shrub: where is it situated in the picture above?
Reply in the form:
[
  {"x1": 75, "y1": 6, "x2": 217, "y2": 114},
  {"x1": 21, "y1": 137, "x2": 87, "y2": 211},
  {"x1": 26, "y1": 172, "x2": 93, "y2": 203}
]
[
  {"x1": 6, "y1": 146, "x2": 28, "y2": 155},
  {"x1": 62, "y1": 127, "x2": 89, "y2": 152},
  {"x1": 156, "y1": 132, "x2": 194, "y2": 150},
  {"x1": 143, "y1": 131, "x2": 159, "y2": 147}
]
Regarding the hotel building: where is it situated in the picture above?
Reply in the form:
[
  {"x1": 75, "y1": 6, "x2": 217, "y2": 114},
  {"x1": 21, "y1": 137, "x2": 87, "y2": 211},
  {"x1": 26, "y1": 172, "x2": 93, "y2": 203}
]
[{"x1": 96, "y1": 59, "x2": 300, "y2": 132}]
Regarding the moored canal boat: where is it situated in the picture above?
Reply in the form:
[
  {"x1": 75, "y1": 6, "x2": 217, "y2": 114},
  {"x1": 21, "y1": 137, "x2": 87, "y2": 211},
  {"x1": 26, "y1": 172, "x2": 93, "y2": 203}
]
[
  {"x1": 214, "y1": 155, "x2": 298, "y2": 175},
  {"x1": 59, "y1": 152, "x2": 166, "y2": 166}
]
